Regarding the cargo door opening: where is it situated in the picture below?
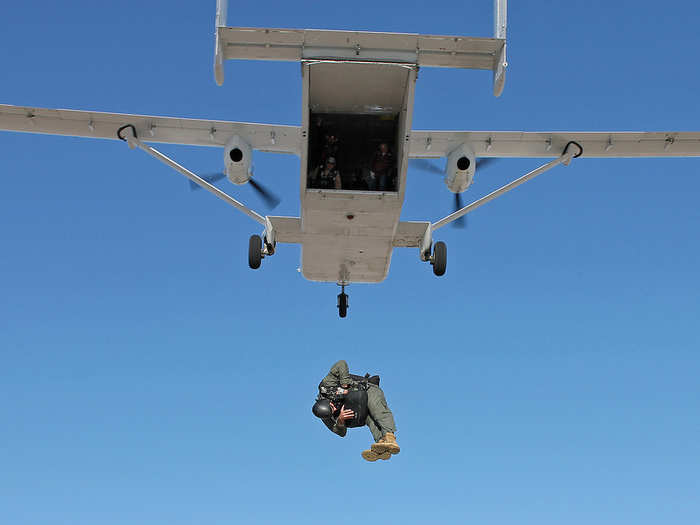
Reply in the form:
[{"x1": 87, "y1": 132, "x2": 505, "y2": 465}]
[{"x1": 307, "y1": 112, "x2": 398, "y2": 191}]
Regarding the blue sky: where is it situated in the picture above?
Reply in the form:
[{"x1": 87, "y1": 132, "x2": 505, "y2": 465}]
[{"x1": 1, "y1": 1, "x2": 699, "y2": 524}]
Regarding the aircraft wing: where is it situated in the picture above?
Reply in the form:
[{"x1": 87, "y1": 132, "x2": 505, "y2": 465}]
[
  {"x1": 0, "y1": 104, "x2": 301, "y2": 155},
  {"x1": 409, "y1": 131, "x2": 700, "y2": 158}
]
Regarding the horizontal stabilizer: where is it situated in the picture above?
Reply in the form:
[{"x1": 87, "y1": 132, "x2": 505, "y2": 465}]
[
  {"x1": 212, "y1": 0, "x2": 508, "y2": 92},
  {"x1": 214, "y1": 26, "x2": 505, "y2": 95},
  {"x1": 218, "y1": 27, "x2": 503, "y2": 69}
]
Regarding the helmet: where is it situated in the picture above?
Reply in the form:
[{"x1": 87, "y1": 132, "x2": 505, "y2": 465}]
[{"x1": 312, "y1": 398, "x2": 333, "y2": 418}]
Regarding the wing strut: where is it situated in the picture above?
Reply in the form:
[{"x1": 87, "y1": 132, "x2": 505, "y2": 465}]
[
  {"x1": 431, "y1": 141, "x2": 582, "y2": 231},
  {"x1": 117, "y1": 124, "x2": 267, "y2": 226}
]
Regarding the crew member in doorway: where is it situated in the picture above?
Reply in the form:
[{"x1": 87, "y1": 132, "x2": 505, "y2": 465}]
[
  {"x1": 369, "y1": 142, "x2": 395, "y2": 191},
  {"x1": 312, "y1": 360, "x2": 400, "y2": 462},
  {"x1": 309, "y1": 157, "x2": 342, "y2": 189},
  {"x1": 321, "y1": 134, "x2": 340, "y2": 165}
]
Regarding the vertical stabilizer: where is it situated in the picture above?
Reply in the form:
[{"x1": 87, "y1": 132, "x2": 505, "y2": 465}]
[
  {"x1": 493, "y1": 0, "x2": 507, "y2": 96},
  {"x1": 214, "y1": 0, "x2": 228, "y2": 86}
]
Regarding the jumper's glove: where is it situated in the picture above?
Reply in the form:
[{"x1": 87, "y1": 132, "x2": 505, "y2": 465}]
[{"x1": 332, "y1": 403, "x2": 355, "y2": 426}]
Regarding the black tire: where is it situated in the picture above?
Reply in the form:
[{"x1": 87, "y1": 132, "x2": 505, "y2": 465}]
[
  {"x1": 337, "y1": 293, "x2": 348, "y2": 318},
  {"x1": 248, "y1": 235, "x2": 262, "y2": 269},
  {"x1": 432, "y1": 241, "x2": 447, "y2": 276}
]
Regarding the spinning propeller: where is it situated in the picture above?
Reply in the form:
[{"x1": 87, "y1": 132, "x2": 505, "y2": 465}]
[
  {"x1": 189, "y1": 172, "x2": 281, "y2": 209},
  {"x1": 410, "y1": 158, "x2": 499, "y2": 228}
]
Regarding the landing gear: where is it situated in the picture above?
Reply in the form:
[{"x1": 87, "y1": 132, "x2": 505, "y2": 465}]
[
  {"x1": 248, "y1": 233, "x2": 275, "y2": 270},
  {"x1": 430, "y1": 241, "x2": 447, "y2": 276},
  {"x1": 420, "y1": 229, "x2": 447, "y2": 277},
  {"x1": 337, "y1": 284, "x2": 349, "y2": 318},
  {"x1": 248, "y1": 234, "x2": 262, "y2": 269}
]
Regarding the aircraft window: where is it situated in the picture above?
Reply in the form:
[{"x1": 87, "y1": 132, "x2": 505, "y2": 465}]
[{"x1": 308, "y1": 113, "x2": 398, "y2": 192}]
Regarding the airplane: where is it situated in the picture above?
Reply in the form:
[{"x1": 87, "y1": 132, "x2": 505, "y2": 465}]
[{"x1": 1, "y1": 0, "x2": 699, "y2": 318}]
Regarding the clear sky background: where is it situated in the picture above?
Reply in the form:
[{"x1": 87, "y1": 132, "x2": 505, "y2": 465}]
[{"x1": 1, "y1": 1, "x2": 699, "y2": 524}]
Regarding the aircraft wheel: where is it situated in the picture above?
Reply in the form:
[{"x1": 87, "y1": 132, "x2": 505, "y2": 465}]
[
  {"x1": 337, "y1": 292, "x2": 348, "y2": 318},
  {"x1": 431, "y1": 241, "x2": 447, "y2": 276},
  {"x1": 248, "y1": 234, "x2": 262, "y2": 269}
]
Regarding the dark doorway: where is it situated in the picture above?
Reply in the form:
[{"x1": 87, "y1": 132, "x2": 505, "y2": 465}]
[{"x1": 308, "y1": 112, "x2": 399, "y2": 192}]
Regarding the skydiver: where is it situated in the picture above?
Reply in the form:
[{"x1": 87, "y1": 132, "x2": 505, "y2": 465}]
[
  {"x1": 309, "y1": 156, "x2": 342, "y2": 189},
  {"x1": 312, "y1": 360, "x2": 400, "y2": 462}
]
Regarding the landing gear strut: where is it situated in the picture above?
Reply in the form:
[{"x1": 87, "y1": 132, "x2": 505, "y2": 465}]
[{"x1": 337, "y1": 284, "x2": 349, "y2": 318}]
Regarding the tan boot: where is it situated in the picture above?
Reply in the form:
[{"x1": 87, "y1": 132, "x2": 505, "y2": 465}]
[
  {"x1": 361, "y1": 449, "x2": 391, "y2": 462},
  {"x1": 371, "y1": 432, "x2": 401, "y2": 455}
]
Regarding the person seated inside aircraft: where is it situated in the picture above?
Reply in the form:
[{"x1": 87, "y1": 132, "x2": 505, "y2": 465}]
[
  {"x1": 309, "y1": 156, "x2": 342, "y2": 189},
  {"x1": 321, "y1": 133, "x2": 340, "y2": 165},
  {"x1": 368, "y1": 142, "x2": 395, "y2": 191},
  {"x1": 312, "y1": 359, "x2": 401, "y2": 462}
]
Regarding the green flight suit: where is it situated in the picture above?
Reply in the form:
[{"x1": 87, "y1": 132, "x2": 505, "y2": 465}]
[{"x1": 319, "y1": 360, "x2": 397, "y2": 442}]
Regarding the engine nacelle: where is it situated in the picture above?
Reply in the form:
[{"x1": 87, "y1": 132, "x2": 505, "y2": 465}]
[
  {"x1": 445, "y1": 144, "x2": 476, "y2": 193},
  {"x1": 224, "y1": 135, "x2": 252, "y2": 185}
]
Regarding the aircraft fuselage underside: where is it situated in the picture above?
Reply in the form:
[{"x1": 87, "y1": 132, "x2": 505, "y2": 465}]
[{"x1": 298, "y1": 61, "x2": 417, "y2": 284}]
